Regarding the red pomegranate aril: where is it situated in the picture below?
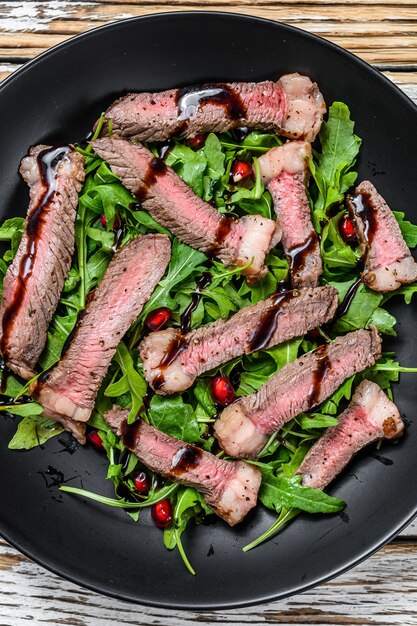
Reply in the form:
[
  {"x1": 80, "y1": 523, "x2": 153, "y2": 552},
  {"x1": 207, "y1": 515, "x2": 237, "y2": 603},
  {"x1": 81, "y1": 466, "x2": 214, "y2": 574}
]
[
  {"x1": 86, "y1": 430, "x2": 103, "y2": 449},
  {"x1": 145, "y1": 307, "x2": 172, "y2": 332},
  {"x1": 151, "y1": 499, "x2": 173, "y2": 528},
  {"x1": 100, "y1": 214, "x2": 120, "y2": 229},
  {"x1": 339, "y1": 214, "x2": 357, "y2": 242},
  {"x1": 232, "y1": 161, "x2": 253, "y2": 183},
  {"x1": 133, "y1": 471, "x2": 149, "y2": 495},
  {"x1": 211, "y1": 375, "x2": 235, "y2": 406},
  {"x1": 187, "y1": 134, "x2": 206, "y2": 149}
]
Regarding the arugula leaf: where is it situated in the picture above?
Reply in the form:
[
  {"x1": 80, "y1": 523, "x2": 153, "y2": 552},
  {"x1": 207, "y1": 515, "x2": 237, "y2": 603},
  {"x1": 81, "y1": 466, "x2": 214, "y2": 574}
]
[
  {"x1": 140, "y1": 240, "x2": 207, "y2": 319},
  {"x1": 331, "y1": 280, "x2": 396, "y2": 335},
  {"x1": 298, "y1": 413, "x2": 339, "y2": 430},
  {"x1": 8, "y1": 414, "x2": 63, "y2": 449},
  {"x1": 113, "y1": 342, "x2": 147, "y2": 422},
  {"x1": 393, "y1": 211, "x2": 417, "y2": 248},
  {"x1": 148, "y1": 394, "x2": 201, "y2": 444},
  {"x1": 309, "y1": 102, "x2": 361, "y2": 228},
  {"x1": 166, "y1": 144, "x2": 207, "y2": 197},
  {"x1": 164, "y1": 486, "x2": 211, "y2": 575},
  {"x1": 258, "y1": 467, "x2": 345, "y2": 514}
]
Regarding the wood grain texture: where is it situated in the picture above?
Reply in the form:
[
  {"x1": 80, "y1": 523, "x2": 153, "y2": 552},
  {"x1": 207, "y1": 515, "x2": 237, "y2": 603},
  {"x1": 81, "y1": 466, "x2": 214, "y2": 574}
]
[
  {"x1": 1, "y1": 2, "x2": 417, "y2": 624},
  {"x1": 1, "y1": 534, "x2": 417, "y2": 625},
  {"x1": 1, "y1": 1, "x2": 417, "y2": 65}
]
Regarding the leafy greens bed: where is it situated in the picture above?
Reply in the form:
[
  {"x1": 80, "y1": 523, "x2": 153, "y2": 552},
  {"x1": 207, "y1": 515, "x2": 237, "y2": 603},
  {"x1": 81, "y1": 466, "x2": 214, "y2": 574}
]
[{"x1": 1, "y1": 102, "x2": 417, "y2": 574}]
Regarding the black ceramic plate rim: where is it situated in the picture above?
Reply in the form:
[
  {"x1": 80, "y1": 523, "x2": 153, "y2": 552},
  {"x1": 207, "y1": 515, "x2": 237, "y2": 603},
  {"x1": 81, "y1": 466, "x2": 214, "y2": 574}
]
[{"x1": 0, "y1": 11, "x2": 416, "y2": 610}]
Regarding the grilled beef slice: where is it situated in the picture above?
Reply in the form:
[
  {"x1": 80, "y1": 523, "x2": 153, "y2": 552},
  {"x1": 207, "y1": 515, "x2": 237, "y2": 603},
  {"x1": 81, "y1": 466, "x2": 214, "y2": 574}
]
[
  {"x1": 214, "y1": 327, "x2": 382, "y2": 459},
  {"x1": 297, "y1": 380, "x2": 404, "y2": 489},
  {"x1": 0, "y1": 145, "x2": 85, "y2": 379},
  {"x1": 258, "y1": 141, "x2": 322, "y2": 288},
  {"x1": 31, "y1": 234, "x2": 171, "y2": 441},
  {"x1": 347, "y1": 180, "x2": 417, "y2": 291},
  {"x1": 92, "y1": 137, "x2": 281, "y2": 282},
  {"x1": 105, "y1": 406, "x2": 261, "y2": 526},
  {"x1": 140, "y1": 285, "x2": 338, "y2": 394},
  {"x1": 100, "y1": 73, "x2": 326, "y2": 143}
]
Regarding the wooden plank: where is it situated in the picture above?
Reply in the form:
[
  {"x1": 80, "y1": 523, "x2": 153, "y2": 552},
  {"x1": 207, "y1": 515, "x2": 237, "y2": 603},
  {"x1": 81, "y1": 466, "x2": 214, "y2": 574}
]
[
  {"x1": 0, "y1": 537, "x2": 416, "y2": 624},
  {"x1": 0, "y1": 62, "x2": 21, "y2": 82},
  {"x1": 2, "y1": 4, "x2": 417, "y2": 66}
]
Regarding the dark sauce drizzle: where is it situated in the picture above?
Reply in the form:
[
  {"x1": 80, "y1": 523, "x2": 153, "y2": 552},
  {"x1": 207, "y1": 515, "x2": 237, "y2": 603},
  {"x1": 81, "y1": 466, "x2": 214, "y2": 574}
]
[
  {"x1": 158, "y1": 142, "x2": 173, "y2": 160},
  {"x1": 306, "y1": 344, "x2": 330, "y2": 409},
  {"x1": 180, "y1": 271, "x2": 212, "y2": 335},
  {"x1": 287, "y1": 232, "x2": 319, "y2": 286},
  {"x1": 231, "y1": 127, "x2": 249, "y2": 142},
  {"x1": 337, "y1": 277, "x2": 362, "y2": 319},
  {"x1": 171, "y1": 444, "x2": 202, "y2": 475},
  {"x1": 0, "y1": 146, "x2": 71, "y2": 362},
  {"x1": 121, "y1": 419, "x2": 142, "y2": 451},
  {"x1": 349, "y1": 191, "x2": 378, "y2": 260},
  {"x1": 248, "y1": 290, "x2": 296, "y2": 352},
  {"x1": 174, "y1": 84, "x2": 247, "y2": 138},
  {"x1": 119, "y1": 449, "x2": 132, "y2": 475},
  {"x1": 0, "y1": 358, "x2": 9, "y2": 394},
  {"x1": 207, "y1": 216, "x2": 234, "y2": 256},
  {"x1": 153, "y1": 272, "x2": 212, "y2": 390},
  {"x1": 134, "y1": 157, "x2": 167, "y2": 202}
]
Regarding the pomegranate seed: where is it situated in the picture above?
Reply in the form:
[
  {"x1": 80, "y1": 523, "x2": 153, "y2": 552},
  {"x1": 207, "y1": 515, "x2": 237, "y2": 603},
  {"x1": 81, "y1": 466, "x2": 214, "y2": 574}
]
[
  {"x1": 151, "y1": 499, "x2": 173, "y2": 528},
  {"x1": 232, "y1": 161, "x2": 252, "y2": 183},
  {"x1": 133, "y1": 470, "x2": 149, "y2": 495},
  {"x1": 99, "y1": 214, "x2": 120, "y2": 229},
  {"x1": 86, "y1": 430, "x2": 103, "y2": 449},
  {"x1": 339, "y1": 214, "x2": 357, "y2": 242},
  {"x1": 145, "y1": 307, "x2": 172, "y2": 331},
  {"x1": 211, "y1": 375, "x2": 235, "y2": 406},
  {"x1": 187, "y1": 134, "x2": 206, "y2": 149}
]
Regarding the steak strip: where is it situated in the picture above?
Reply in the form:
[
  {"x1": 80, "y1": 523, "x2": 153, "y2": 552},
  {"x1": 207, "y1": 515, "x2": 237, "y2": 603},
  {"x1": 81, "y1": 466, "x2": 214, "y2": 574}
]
[
  {"x1": 0, "y1": 145, "x2": 85, "y2": 380},
  {"x1": 31, "y1": 234, "x2": 171, "y2": 443},
  {"x1": 105, "y1": 406, "x2": 261, "y2": 526},
  {"x1": 297, "y1": 380, "x2": 404, "y2": 489},
  {"x1": 258, "y1": 141, "x2": 322, "y2": 288},
  {"x1": 100, "y1": 73, "x2": 326, "y2": 143},
  {"x1": 140, "y1": 285, "x2": 338, "y2": 394},
  {"x1": 214, "y1": 327, "x2": 382, "y2": 459},
  {"x1": 92, "y1": 137, "x2": 280, "y2": 282},
  {"x1": 347, "y1": 180, "x2": 417, "y2": 291}
]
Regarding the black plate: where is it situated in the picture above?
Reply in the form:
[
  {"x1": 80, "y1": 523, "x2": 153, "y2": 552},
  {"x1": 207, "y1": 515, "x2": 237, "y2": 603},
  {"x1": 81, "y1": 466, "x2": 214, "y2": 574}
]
[{"x1": 0, "y1": 11, "x2": 416, "y2": 610}]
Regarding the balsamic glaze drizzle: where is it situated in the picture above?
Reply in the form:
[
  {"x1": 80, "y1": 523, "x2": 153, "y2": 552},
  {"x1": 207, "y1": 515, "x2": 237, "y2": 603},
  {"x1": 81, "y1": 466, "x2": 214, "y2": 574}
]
[
  {"x1": 121, "y1": 419, "x2": 142, "y2": 451},
  {"x1": 174, "y1": 84, "x2": 247, "y2": 138},
  {"x1": 350, "y1": 192, "x2": 378, "y2": 259},
  {"x1": 180, "y1": 272, "x2": 212, "y2": 335},
  {"x1": 153, "y1": 272, "x2": 212, "y2": 390},
  {"x1": 134, "y1": 157, "x2": 167, "y2": 201},
  {"x1": 0, "y1": 358, "x2": 9, "y2": 394},
  {"x1": 287, "y1": 232, "x2": 319, "y2": 285},
  {"x1": 337, "y1": 277, "x2": 362, "y2": 319},
  {"x1": 248, "y1": 291, "x2": 296, "y2": 352},
  {"x1": 0, "y1": 146, "x2": 71, "y2": 361},
  {"x1": 207, "y1": 216, "x2": 234, "y2": 256},
  {"x1": 171, "y1": 444, "x2": 202, "y2": 474},
  {"x1": 307, "y1": 344, "x2": 330, "y2": 409}
]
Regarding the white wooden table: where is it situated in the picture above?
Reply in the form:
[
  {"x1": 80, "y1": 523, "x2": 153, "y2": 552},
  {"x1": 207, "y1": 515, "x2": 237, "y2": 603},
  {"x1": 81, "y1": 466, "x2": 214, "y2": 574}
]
[{"x1": 1, "y1": 2, "x2": 417, "y2": 624}]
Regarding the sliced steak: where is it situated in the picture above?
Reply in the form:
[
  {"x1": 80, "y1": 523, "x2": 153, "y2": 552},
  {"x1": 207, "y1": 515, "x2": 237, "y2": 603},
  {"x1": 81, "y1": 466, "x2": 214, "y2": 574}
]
[
  {"x1": 347, "y1": 180, "x2": 417, "y2": 291},
  {"x1": 297, "y1": 380, "x2": 404, "y2": 489},
  {"x1": 258, "y1": 141, "x2": 322, "y2": 288},
  {"x1": 31, "y1": 234, "x2": 171, "y2": 441},
  {"x1": 105, "y1": 406, "x2": 261, "y2": 526},
  {"x1": 100, "y1": 73, "x2": 325, "y2": 143},
  {"x1": 140, "y1": 285, "x2": 338, "y2": 394},
  {"x1": 0, "y1": 145, "x2": 85, "y2": 379},
  {"x1": 214, "y1": 327, "x2": 382, "y2": 459},
  {"x1": 92, "y1": 137, "x2": 280, "y2": 282}
]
